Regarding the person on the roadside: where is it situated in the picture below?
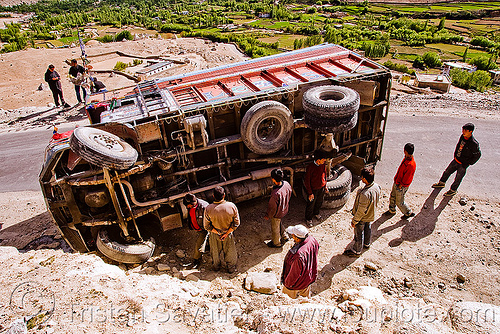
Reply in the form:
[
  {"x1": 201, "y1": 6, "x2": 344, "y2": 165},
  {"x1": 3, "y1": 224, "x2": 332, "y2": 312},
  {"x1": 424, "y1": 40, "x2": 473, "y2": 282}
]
[
  {"x1": 344, "y1": 167, "x2": 381, "y2": 257},
  {"x1": 386, "y1": 143, "x2": 416, "y2": 219},
  {"x1": 432, "y1": 123, "x2": 481, "y2": 197},
  {"x1": 203, "y1": 186, "x2": 240, "y2": 273},
  {"x1": 281, "y1": 224, "x2": 319, "y2": 299},
  {"x1": 264, "y1": 168, "x2": 292, "y2": 248},
  {"x1": 304, "y1": 149, "x2": 328, "y2": 227},
  {"x1": 90, "y1": 77, "x2": 106, "y2": 93},
  {"x1": 45, "y1": 64, "x2": 70, "y2": 108},
  {"x1": 183, "y1": 193, "x2": 209, "y2": 269},
  {"x1": 69, "y1": 59, "x2": 87, "y2": 104}
]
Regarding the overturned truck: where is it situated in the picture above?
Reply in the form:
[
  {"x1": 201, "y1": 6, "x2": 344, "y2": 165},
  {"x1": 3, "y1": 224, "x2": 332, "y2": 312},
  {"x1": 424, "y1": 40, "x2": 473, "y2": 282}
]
[{"x1": 40, "y1": 43, "x2": 392, "y2": 263}]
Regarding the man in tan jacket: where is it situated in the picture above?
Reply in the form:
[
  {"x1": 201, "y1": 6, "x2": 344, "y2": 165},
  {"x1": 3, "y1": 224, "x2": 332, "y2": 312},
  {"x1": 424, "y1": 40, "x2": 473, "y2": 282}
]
[
  {"x1": 204, "y1": 186, "x2": 240, "y2": 273},
  {"x1": 344, "y1": 167, "x2": 381, "y2": 257}
]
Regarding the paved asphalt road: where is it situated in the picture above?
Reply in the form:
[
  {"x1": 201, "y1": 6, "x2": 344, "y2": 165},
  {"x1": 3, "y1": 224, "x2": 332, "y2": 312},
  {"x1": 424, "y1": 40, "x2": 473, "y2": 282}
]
[{"x1": 0, "y1": 115, "x2": 498, "y2": 201}]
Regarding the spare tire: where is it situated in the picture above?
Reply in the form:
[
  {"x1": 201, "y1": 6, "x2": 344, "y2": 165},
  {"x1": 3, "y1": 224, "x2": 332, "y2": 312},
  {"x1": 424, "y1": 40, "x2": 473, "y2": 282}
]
[
  {"x1": 302, "y1": 85, "x2": 360, "y2": 119},
  {"x1": 306, "y1": 112, "x2": 358, "y2": 134},
  {"x1": 241, "y1": 101, "x2": 293, "y2": 155},
  {"x1": 70, "y1": 127, "x2": 138, "y2": 170},
  {"x1": 96, "y1": 228, "x2": 155, "y2": 264},
  {"x1": 324, "y1": 165, "x2": 352, "y2": 209}
]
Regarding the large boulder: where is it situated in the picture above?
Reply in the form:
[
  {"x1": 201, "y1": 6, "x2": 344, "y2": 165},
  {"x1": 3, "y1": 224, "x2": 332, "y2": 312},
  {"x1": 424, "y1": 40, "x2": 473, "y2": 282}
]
[
  {"x1": 449, "y1": 301, "x2": 500, "y2": 334},
  {"x1": 244, "y1": 272, "x2": 278, "y2": 294}
]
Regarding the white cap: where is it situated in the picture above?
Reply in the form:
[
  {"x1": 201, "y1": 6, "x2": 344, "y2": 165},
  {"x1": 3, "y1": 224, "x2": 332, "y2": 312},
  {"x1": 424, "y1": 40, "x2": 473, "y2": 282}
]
[{"x1": 286, "y1": 225, "x2": 309, "y2": 239}]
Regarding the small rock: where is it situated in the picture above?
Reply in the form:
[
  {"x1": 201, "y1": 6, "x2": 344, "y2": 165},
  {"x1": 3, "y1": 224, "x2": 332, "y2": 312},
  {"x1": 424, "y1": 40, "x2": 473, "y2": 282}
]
[
  {"x1": 459, "y1": 197, "x2": 467, "y2": 206},
  {"x1": 211, "y1": 290, "x2": 223, "y2": 299},
  {"x1": 45, "y1": 242, "x2": 60, "y2": 249},
  {"x1": 172, "y1": 266, "x2": 178, "y2": 273},
  {"x1": 173, "y1": 272, "x2": 182, "y2": 279},
  {"x1": 457, "y1": 274, "x2": 466, "y2": 284},
  {"x1": 438, "y1": 282, "x2": 445, "y2": 290},
  {"x1": 118, "y1": 264, "x2": 128, "y2": 271},
  {"x1": 244, "y1": 272, "x2": 278, "y2": 294},
  {"x1": 186, "y1": 274, "x2": 200, "y2": 282},
  {"x1": 157, "y1": 264, "x2": 170, "y2": 271},
  {"x1": 144, "y1": 267, "x2": 154, "y2": 275},
  {"x1": 364, "y1": 261, "x2": 378, "y2": 271},
  {"x1": 176, "y1": 250, "x2": 186, "y2": 258},
  {"x1": 404, "y1": 277, "x2": 413, "y2": 288},
  {"x1": 470, "y1": 205, "x2": 475, "y2": 211},
  {"x1": 264, "y1": 267, "x2": 273, "y2": 272}
]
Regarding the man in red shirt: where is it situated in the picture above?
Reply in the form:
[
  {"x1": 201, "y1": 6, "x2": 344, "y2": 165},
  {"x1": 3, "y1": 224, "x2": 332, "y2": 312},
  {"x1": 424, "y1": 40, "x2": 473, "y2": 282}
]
[
  {"x1": 184, "y1": 193, "x2": 209, "y2": 268},
  {"x1": 304, "y1": 149, "x2": 328, "y2": 226},
  {"x1": 386, "y1": 143, "x2": 416, "y2": 219},
  {"x1": 281, "y1": 225, "x2": 319, "y2": 298}
]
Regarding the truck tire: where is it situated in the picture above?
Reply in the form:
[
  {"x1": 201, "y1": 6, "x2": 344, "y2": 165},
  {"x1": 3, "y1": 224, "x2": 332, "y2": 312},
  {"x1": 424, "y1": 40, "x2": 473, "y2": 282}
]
[
  {"x1": 327, "y1": 165, "x2": 352, "y2": 197},
  {"x1": 302, "y1": 85, "x2": 360, "y2": 119},
  {"x1": 305, "y1": 112, "x2": 358, "y2": 134},
  {"x1": 241, "y1": 101, "x2": 293, "y2": 155},
  {"x1": 323, "y1": 189, "x2": 351, "y2": 209},
  {"x1": 70, "y1": 127, "x2": 138, "y2": 170},
  {"x1": 96, "y1": 228, "x2": 155, "y2": 264},
  {"x1": 324, "y1": 165, "x2": 352, "y2": 209}
]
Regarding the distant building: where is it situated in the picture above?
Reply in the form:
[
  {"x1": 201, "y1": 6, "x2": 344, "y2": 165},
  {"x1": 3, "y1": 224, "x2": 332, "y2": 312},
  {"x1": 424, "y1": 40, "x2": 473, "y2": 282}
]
[
  {"x1": 489, "y1": 69, "x2": 500, "y2": 85},
  {"x1": 442, "y1": 61, "x2": 476, "y2": 76},
  {"x1": 136, "y1": 61, "x2": 173, "y2": 79},
  {"x1": 415, "y1": 73, "x2": 452, "y2": 93}
]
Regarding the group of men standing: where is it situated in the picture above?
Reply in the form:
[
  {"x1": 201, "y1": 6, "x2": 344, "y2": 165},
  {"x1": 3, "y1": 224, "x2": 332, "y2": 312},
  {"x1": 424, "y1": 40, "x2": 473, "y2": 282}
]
[
  {"x1": 181, "y1": 122, "x2": 481, "y2": 299},
  {"x1": 44, "y1": 60, "x2": 106, "y2": 108}
]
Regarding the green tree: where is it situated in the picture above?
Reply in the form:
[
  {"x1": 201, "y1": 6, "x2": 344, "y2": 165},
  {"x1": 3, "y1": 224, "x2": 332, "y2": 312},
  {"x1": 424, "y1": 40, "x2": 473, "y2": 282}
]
[
  {"x1": 422, "y1": 52, "x2": 442, "y2": 68},
  {"x1": 116, "y1": 30, "x2": 133, "y2": 41},
  {"x1": 463, "y1": 46, "x2": 468, "y2": 62},
  {"x1": 437, "y1": 17, "x2": 446, "y2": 30},
  {"x1": 114, "y1": 61, "x2": 128, "y2": 71}
]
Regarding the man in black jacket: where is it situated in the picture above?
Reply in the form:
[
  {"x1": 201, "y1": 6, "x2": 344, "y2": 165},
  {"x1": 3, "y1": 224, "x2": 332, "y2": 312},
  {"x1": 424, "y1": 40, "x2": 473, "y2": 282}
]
[
  {"x1": 69, "y1": 59, "x2": 87, "y2": 103},
  {"x1": 432, "y1": 123, "x2": 481, "y2": 196},
  {"x1": 45, "y1": 65, "x2": 70, "y2": 108}
]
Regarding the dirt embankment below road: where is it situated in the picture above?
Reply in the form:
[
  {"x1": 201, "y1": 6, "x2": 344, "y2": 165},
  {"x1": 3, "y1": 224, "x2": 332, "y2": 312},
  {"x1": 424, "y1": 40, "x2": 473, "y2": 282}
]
[{"x1": 0, "y1": 39, "x2": 499, "y2": 334}]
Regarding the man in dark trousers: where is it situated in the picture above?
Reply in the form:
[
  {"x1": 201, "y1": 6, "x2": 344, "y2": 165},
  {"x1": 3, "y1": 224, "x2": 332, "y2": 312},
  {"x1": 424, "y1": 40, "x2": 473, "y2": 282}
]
[
  {"x1": 344, "y1": 167, "x2": 381, "y2": 257},
  {"x1": 281, "y1": 224, "x2": 319, "y2": 299},
  {"x1": 304, "y1": 149, "x2": 328, "y2": 227},
  {"x1": 45, "y1": 64, "x2": 70, "y2": 108},
  {"x1": 69, "y1": 59, "x2": 87, "y2": 104},
  {"x1": 183, "y1": 193, "x2": 209, "y2": 269},
  {"x1": 203, "y1": 186, "x2": 240, "y2": 273},
  {"x1": 386, "y1": 143, "x2": 417, "y2": 219},
  {"x1": 432, "y1": 123, "x2": 481, "y2": 196},
  {"x1": 264, "y1": 168, "x2": 292, "y2": 248}
]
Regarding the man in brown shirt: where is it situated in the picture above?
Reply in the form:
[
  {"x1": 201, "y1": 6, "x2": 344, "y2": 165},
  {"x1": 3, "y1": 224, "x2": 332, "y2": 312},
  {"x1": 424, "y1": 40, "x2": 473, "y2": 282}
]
[{"x1": 203, "y1": 186, "x2": 240, "y2": 273}]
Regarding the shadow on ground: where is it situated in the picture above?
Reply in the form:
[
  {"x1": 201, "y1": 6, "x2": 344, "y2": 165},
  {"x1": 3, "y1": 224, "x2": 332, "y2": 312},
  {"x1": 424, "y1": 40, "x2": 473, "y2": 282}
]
[
  {"x1": 0, "y1": 211, "x2": 72, "y2": 252},
  {"x1": 316, "y1": 188, "x2": 451, "y2": 294}
]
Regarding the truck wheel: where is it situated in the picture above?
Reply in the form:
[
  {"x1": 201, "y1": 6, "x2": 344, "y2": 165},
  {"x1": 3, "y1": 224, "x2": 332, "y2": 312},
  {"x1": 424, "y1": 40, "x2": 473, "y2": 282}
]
[
  {"x1": 241, "y1": 101, "x2": 293, "y2": 155},
  {"x1": 303, "y1": 85, "x2": 360, "y2": 119},
  {"x1": 70, "y1": 127, "x2": 138, "y2": 170},
  {"x1": 305, "y1": 112, "x2": 358, "y2": 134},
  {"x1": 96, "y1": 228, "x2": 155, "y2": 264},
  {"x1": 327, "y1": 165, "x2": 352, "y2": 196},
  {"x1": 324, "y1": 165, "x2": 352, "y2": 209},
  {"x1": 323, "y1": 189, "x2": 351, "y2": 209}
]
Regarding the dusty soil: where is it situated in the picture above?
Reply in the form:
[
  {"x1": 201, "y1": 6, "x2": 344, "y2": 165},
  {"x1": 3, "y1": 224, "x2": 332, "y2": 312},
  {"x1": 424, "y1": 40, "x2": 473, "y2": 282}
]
[{"x1": 0, "y1": 39, "x2": 499, "y2": 333}]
